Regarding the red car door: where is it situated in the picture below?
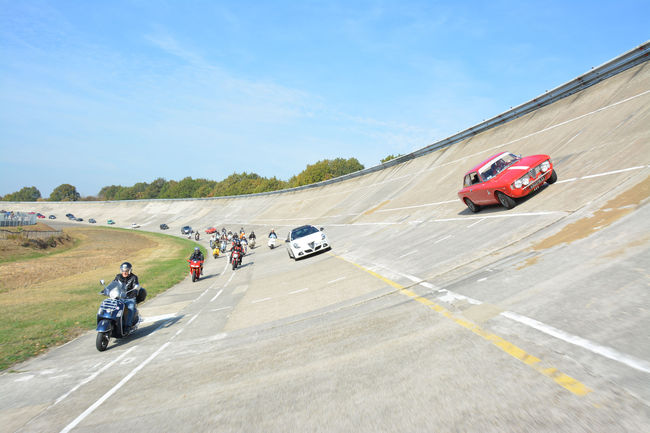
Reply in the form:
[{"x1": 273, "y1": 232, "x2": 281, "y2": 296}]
[{"x1": 464, "y1": 172, "x2": 492, "y2": 204}]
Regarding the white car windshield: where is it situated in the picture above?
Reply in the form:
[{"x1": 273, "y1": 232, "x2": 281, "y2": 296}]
[
  {"x1": 291, "y1": 225, "x2": 319, "y2": 240},
  {"x1": 478, "y1": 153, "x2": 520, "y2": 181}
]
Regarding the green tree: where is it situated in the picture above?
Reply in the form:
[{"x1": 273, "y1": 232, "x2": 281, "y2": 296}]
[
  {"x1": 1, "y1": 186, "x2": 42, "y2": 201},
  {"x1": 381, "y1": 154, "x2": 402, "y2": 163},
  {"x1": 49, "y1": 184, "x2": 80, "y2": 201},
  {"x1": 289, "y1": 157, "x2": 364, "y2": 187}
]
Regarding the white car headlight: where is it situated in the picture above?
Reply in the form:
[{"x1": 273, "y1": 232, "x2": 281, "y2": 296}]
[
  {"x1": 321, "y1": 234, "x2": 326, "y2": 240},
  {"x1": 293, "y1": 243, "x2": 300, "y2": 248}
]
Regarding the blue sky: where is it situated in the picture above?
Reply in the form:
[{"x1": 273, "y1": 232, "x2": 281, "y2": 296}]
[{"x1": 1, "y1": 1, "x2": 648, "y2": 197}]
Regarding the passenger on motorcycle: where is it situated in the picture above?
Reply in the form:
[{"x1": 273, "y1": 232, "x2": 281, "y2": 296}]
[
  {"x1": 112, "y1": 262, "x2": 139, "y2": 330},
  {"x1": 188, "y1": 247, "x2": 204, "y2": 275}
]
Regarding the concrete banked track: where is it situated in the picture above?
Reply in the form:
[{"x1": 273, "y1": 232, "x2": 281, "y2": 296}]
[{"x1": 3, "y1": 48, "x2": 650, "y2": 432}]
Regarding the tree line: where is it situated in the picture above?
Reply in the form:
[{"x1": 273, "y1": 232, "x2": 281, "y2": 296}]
[{"x1": 1, "y1": 157, "x2": 365, "y2": 202}]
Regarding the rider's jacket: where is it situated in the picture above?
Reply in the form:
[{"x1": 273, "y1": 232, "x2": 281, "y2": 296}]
[
  {"x1": 189, "y1": 252, "x2": 204, "y2": 261},
  {"x1": 231, "y1": 245, "x2": 244, "y2": 256},
  {"x1": 113, "y1": 273, "x2": 140, "y2": 298},
  {"x1": 268, "y1": 231, "x2": 277, "y2": 238},
  {"x1": 249, "y1": 232, "x2": 256, "y2": 239}
]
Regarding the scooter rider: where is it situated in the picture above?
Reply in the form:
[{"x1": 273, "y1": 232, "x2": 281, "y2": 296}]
[
  {"x1": 268, "y1": 229, "x2": 277, "y2": 239},
  {"x1": 189, "y1": 247, "x2": 204, "y2": 275},
  {"x1": 112, "y1": 262, "x2": 140, "y2": 330},
  {"x1": 249, "y1": 231, "x2": 256, "y2": 240}
]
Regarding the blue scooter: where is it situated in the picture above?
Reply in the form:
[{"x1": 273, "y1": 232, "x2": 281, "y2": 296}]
[{"x1": 95, "y1": 279, "x2": 146, "y2": 351}]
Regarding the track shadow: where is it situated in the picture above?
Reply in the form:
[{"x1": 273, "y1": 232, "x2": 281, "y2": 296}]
[
  {"x1": 456, "y1": 183, "x2": 552, "y2": 216},
  {"x1": 106, "y1": 314, "x2": 185, "y2": 350}
]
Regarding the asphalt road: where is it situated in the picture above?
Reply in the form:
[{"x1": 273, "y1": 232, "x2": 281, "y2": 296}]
[{"x1": 1, "y1": 59, "x2": 649, "y2": 432}]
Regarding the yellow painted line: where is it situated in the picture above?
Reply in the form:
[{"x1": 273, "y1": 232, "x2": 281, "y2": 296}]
[{"x1": 332, "y1": 253, "x2": 592, "y2": 396}]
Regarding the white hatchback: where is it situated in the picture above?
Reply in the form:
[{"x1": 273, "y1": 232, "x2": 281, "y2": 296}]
[{"x1": 286, "y1": 225, "x2": 330, "y2": 260}]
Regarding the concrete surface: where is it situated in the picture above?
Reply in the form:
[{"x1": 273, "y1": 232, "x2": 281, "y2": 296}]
[{"x1": 1, "y1": 60, "x2": 649, "y2": 432}]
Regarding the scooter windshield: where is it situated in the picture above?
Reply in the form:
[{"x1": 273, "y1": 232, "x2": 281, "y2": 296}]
[{"x1": 104, "y1": 280, "x2": 127, "y2": 299}]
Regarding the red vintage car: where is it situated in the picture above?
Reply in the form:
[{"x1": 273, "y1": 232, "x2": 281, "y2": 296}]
[
  {"x1": 205, "y1": 227, "x2": 217, "y2": 234},
  {"x1": 458, "y1": 151, "x2": 557, "y2": 212}
]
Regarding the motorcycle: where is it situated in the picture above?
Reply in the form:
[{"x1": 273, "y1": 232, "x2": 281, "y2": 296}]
[
  {"x1": 220, "y1": 239, "x2": 228, "y2": 253},
  {"x1": 230, "y1": 250, "x2": 242, "y2": 270},
  {"x1": 194, "y1": 232, "x2": 200, "y2": 241},
  {"x1": 188, "y1": 259, "x2": 203, "y2": 282},
  {"x1": 212, "y1": 245, "x2": 220, "y2": 258},
  {"x1": 241, "y1": 238, "x2": 248, "y2": 254},
  {"x1": 268, "y1": 236, "x2": 277, "y2": 249},
  {"x1": 249, "y1": 237, "x2": 256, "y2": 249},
  {"x1": 96, "y1": 279, "x2": 146, "y2": 352}
]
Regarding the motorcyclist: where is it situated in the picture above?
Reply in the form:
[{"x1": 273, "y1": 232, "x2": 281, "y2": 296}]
[
  {"x1": 268, "y1": 229, "x2": 277, "y2": 239},
  {"x1": 249, "y1": 231, "x2": 256, "y2": 240},
  {"x1": 230, "y1": 238, "x2": 244, "y2": 265},
  {"x1": 188, "y1": 247, "x2": 204, "y2": 275},
  {"x1": 112, "y1": 262, "x2": 140, "y2": 330}
]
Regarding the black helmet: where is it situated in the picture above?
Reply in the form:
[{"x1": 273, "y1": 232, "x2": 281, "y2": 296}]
[{"x1": 120, "y1": 262, "x2": 132, "y2": 274}]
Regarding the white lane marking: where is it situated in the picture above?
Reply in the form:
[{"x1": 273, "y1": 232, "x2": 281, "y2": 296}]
[
  {"x1": 186, "y1": 314, "x2": 199, "y2": 326},
  {"x1": 252, "y1": 297, "x2": 272, "y2": 304},
  {"x1": 328, "y1": 277, "x2": 346, "y2": 284},
  {"x1": 142, "y1": 313, "x2": 176, "y2": 323},
  {"x1": 500, "y1": 311, "x2": 650, "y2": 374},
  {"x1": 52, "y1": 346, "x2": 138, "y2": 405},
  {"x1": 196, "y1": 288, "x2": 210, "y2": 301},
  {"x1": 210, "y1": 306, "x2": 233, "y2": 312},
  {"x1": 15, "y1": 375, "x2": 34, "y2": 382},
  {"x1": 434, "y1": 235, "x2": 452, "y2": 244},
  {"x1": 477, "y1": 277, "x2": 487, "y2": 282},
  {"x1": 580, "y1": 165, "x2": 646, "y2": 179},
  {"x1": 556, "y1": 178, "x2": 578, "y2": 184},
  {"x1": 210, "y1": 289, "x2": 224, "y2": 302},
  {"x1": 289, "y1": 288, "x2": 309, "y2": 295},
  {"x1": 370, "y1": 260, "x2": 650, "y2": 373},
  {"x1": 224, "y1": 271, "x2": 236, "y2": 287},
  {"x1": 60, "y1": 342, "x2": 170, "y2": 433},
  {"x1": 467, "y1": 218, "x2": 486, "y2": 228},
  {"x1": 377, "y1": 200, "x2": 457, "y2": 212},
  {"x1": 398, "y1": 250, "x2": 418, "y2": 258}
]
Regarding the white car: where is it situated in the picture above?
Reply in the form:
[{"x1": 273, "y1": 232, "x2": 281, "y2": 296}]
[
  {"x1": 286, "y1": 225, "x2": 330, "y2": 260},
  {"x1": 131, "y1": 223, "x2": 140, "y2": 229}
]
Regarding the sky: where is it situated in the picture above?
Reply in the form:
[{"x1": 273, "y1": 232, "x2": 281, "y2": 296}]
[{"x1": 1, "y1": 1, "x2": 648, "y2": 198}]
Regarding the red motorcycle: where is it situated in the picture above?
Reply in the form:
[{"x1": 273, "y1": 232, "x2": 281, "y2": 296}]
[
  {"x1": 188, "y1": 259, "x2": 203, "y2": 282},
  {"x1": 230, "y1": 250, "x2": 242, "y2": 270}
]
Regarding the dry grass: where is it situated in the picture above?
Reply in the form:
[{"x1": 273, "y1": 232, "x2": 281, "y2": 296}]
[{"x1": 0, "y1": 227, "x2": 202, "y2": 370}]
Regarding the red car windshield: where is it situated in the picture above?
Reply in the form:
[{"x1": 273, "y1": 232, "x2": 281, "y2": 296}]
[{"x1": 478, "y1": 153, "x2": 520, "y2": 181}]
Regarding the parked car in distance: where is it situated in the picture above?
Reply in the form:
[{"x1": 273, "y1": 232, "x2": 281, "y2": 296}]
[
  {"x1": 181, "y1": 226, "x2": 193, "y2": 235},
  {"x1": 205, "y1": 227, "x2": 217, "y2": 234},
  {"x1": 160, "y1": 223, "x2": 169, "y2": 230},
  {"x1": 76, "y1": 217, "x2": 83, "y2": 222},
  {"x1": 286, "y1": 225, "x2": 330, "y2": 260},
  {"x1": 37, "y1": 213, "x2": 45, "y2": 218},
  {"x1": 107, "y1": 219, "x2": 115, "y2": 225},
  {"x1": 457, "y1": 151, "x2": 557, "y2": 212},
  {"x1": 48, "y1": 215, "x2": 56, "y2": 219},
  {"x1": 89, "y1": 218, "x2": 96, "y2": 223},
  {"x1": 131, "y1": 223, "x2": 140, "y2": 229}
]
